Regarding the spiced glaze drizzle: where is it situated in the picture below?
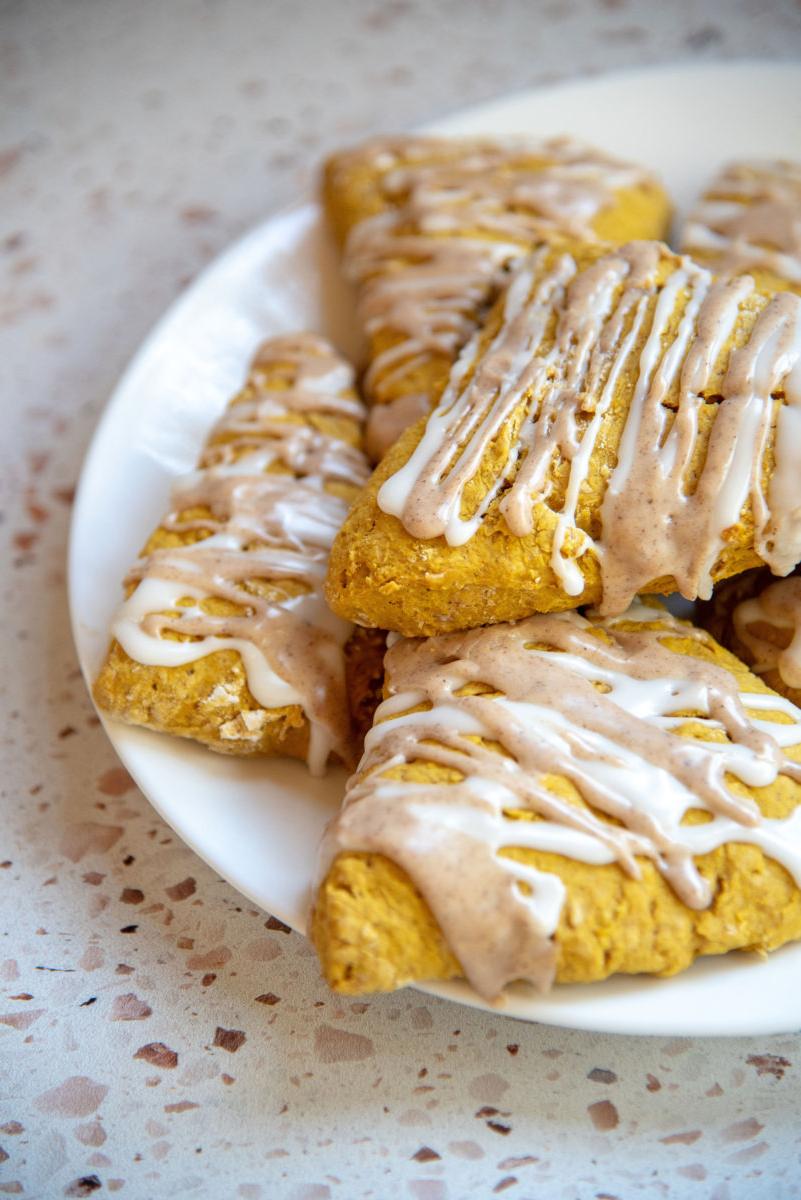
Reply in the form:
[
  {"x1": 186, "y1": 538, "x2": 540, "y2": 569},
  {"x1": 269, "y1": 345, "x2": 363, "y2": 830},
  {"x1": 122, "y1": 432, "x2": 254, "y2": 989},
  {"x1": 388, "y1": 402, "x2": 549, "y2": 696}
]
[
  {"x1": 336, "y1": 137, "x2": 659, "y2": 454},
  {"x1": 111, "y1": 334, "x2": 370, "y2": 773}
]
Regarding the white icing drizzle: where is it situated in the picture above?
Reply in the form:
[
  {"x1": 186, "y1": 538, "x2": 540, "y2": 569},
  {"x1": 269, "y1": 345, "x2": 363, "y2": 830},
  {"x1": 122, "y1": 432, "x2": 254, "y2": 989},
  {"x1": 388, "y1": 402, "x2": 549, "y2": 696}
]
[
  {"x1": 681, "y1": 160, "x2": 801, "y2": 286},
  {"x1": 320, "y1": 606, "x2": 801, "y2": 1000},
  {"x1": 377, "y1": 241, "x2": 801, "y2": 614},
  {"x1": 338, "y1": 137, "x2": 659, "y2": 430},
  {"x1": 110, "y1": 334, "x2": 370, "y2": 773},
  {"x1": 734, "y1": 574, "x2": 801, "y2": 690}
]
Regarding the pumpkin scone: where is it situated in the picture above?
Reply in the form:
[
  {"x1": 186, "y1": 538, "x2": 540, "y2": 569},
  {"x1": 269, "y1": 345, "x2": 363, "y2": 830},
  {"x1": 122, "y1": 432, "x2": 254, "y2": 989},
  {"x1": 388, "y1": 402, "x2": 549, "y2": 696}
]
[
  {"x1": 699, "y1": 566, "x2": 801, "y2": 709},
  {"x1": 311, "y1": 603, "x2": 801, "y2": 1000},
  {"x1": 324, "y1": 135, "x2": 671, "y2": 456},
  {"x1": 681, "y1": 159, "x2": 801, "y2": 295},
  {"x1": 325, "y1": 238, "x2": 801, "y2": 637},
  {"x1": 93, "y1": 333, "x2": 381, "y2": 774}
]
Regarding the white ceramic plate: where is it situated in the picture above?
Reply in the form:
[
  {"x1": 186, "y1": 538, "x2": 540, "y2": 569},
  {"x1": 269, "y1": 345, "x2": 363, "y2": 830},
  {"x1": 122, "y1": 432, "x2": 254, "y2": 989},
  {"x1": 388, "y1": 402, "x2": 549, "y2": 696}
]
[{"x1": 70, "y1": 61, "x2": 801, "y2": 1036}]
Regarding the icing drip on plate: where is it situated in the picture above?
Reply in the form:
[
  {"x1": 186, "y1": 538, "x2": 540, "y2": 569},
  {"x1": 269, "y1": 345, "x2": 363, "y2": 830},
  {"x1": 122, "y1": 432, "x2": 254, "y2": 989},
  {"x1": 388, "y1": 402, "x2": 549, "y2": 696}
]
[
  {"x1": 341, "y1": 137, "x2": 659, "y2": 416},
  {"x1": 377, "y1": 241, "x2": 801, "y2": 612},
  {"x1": 321, "y1": 604, "x2": 801, "y2": 1000},
  {"x1": 681, "y1": 160, "x2": 801, "y2": 287},
  {"x1": 111, "y1": 334, "x2": 370, "y2": 774}
]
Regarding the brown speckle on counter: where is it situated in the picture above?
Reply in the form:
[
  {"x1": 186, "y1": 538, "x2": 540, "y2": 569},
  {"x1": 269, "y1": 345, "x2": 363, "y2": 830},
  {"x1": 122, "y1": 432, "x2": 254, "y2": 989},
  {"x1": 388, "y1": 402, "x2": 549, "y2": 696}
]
[
  {"x1": 165, "y1": 877, "x2": 196, "y2": 902},
  {"x1": 110, "y1": 993, "x2": 152, "y2": 1021},
  {"x1": 96, "y1": 767, "x2": 135, "y2": 796},
  {"x1": 721, "y1": 1117, "x2": 765, "y2": 1143},
  {"x1": 34, "y1": 1077, "x2": 108, "y2": 1118},
  {"x1": 746, "y1": 1054, "x2": 791, "y2": 1079},
  {"x1": 133, "y1": 1044, "x2": 178, "y2": 1070},
  {"x1": 314, "y1": 1024, "x2": 374, "y2": 1063},
  {"x1": 587, "y1": 1067, "x2": 617, "y2": 1084},
  {"x1": 587, "y1": 1100, "x2": 620, "y2": 1132},
  {"x1": 212, "y1": 1027, "x2": 247, "y2": 1053}
]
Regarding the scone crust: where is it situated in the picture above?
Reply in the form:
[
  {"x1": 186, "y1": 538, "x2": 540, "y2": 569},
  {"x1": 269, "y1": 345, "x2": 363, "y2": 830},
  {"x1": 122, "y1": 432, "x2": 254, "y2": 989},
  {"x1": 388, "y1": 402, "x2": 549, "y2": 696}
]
[
  {"x1": 93, "y1": 338, "x2": 379, "y2": 764},
  {"x1": 325, "y1": 241, "x2": 776, "y2": 637},
  {"x1": 312, "y1": 623, "x2": 801, "y2": 993}
]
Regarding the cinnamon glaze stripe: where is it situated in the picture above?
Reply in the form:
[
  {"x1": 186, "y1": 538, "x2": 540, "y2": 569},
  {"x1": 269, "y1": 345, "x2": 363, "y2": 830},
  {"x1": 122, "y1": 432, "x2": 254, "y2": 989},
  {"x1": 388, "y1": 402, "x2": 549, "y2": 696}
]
[{"x1": 335, "y1": 137, "x2": 662, "y2": 450}]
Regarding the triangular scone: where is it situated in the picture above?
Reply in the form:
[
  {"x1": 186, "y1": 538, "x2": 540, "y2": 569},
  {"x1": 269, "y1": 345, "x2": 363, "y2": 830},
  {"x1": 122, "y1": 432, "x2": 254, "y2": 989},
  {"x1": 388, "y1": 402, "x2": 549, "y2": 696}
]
[
  {"x1": 681, "y1": 159, "x2": 801, "y2": 295},
  {"x1": 324, "y1": 136, "x2": 671, "y2": 456},
  {"x1": 93, "y1": 334, "x2": 383, "y2": 774},
  {"x1": 699, "y1": 566, "x2": 801, "y2": 709},
  {"x1": 326, "y1": 239, "x2": 801, "y2": 637},
  {"x1": 312, "y1": 602, "x2": 801, "y2": 999}
]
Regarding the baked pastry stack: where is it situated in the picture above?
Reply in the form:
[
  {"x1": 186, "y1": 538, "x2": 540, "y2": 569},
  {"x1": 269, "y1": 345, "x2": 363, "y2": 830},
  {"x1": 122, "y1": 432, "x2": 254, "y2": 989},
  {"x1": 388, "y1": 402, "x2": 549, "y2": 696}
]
[
  {"x1": 315, "y1": 145, "x2": 801, "y2": 1000},
  {"x1": 94, "y1": 137, "x2": 801, "y2": 1004}
]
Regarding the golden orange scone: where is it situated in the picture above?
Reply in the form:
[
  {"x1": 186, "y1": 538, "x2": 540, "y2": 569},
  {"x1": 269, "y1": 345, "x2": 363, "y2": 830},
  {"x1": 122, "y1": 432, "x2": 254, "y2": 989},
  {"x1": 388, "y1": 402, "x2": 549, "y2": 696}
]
[
  {"x1": 681, "y1": 159, "x2": 801, "y2": 295},
  {"x1": 324, "y1": 136, "x2": 671, "y2": 456},
  {"x1": 699, "y1": 567, "x2": 801, "y2": 709},
  {"x1": 312, "y1": 602, "x2": 801, "y2": 999},
  {"x1": 93, "y1": 334, "x2": 381, "y2": 774},
  {"x1": 325, "y1": 238, "x2": 801, "y2": 637}
]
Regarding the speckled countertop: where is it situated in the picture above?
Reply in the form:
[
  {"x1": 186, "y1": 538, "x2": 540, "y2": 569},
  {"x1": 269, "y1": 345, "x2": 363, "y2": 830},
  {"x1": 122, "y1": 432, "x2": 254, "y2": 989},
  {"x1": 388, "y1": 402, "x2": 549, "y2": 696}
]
[{"x1": 4, "y1": 2, "x2": 801, "y2": 1197}]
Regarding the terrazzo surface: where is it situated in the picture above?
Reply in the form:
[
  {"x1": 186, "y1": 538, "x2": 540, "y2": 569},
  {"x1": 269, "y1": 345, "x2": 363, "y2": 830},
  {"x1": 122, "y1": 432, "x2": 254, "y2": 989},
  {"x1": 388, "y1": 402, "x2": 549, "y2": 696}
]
[{"x1": 4, "y1": 1, "x2": 801, "y2": 1196}]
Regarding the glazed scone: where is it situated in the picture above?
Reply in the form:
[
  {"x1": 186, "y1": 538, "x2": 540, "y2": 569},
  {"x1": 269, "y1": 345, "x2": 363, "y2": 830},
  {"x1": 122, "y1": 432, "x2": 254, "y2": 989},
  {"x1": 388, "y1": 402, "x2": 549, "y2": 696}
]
[
  {"x1": 325, "y1": 136, "x2": 671, "y2": 456},
  {"x1": 312, "y1": 603, "x2": 801, "y2": 999},
  {"x1": 93, "y1": 334, "x2": 380, "y2": 774},
  {"x1": 699, "y1": 567, "x2": 801, "y2": 709},
  {"x1": 681, "y1": 159, "x2": 801, "y2": 295},
  {"x1": 325, "y1": 239, "x2": 801, "y2": 637}
]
